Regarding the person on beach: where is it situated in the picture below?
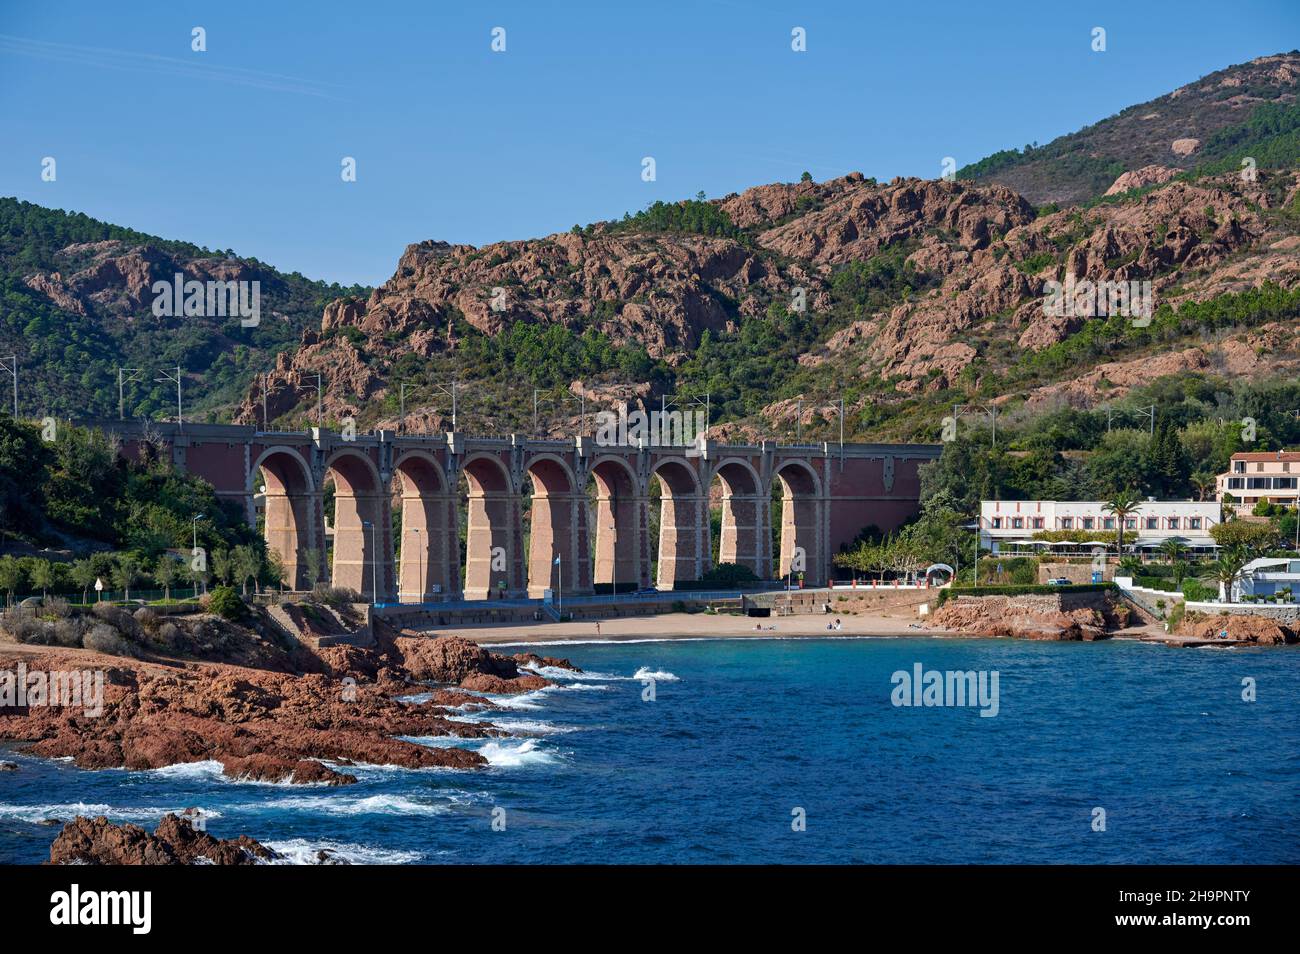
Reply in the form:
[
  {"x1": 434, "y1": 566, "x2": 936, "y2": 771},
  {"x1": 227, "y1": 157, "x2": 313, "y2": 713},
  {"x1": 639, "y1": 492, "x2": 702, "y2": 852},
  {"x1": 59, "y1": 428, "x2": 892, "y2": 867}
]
[{"x1": 596, "y1": 621, "x2": 601, "y2": 637}]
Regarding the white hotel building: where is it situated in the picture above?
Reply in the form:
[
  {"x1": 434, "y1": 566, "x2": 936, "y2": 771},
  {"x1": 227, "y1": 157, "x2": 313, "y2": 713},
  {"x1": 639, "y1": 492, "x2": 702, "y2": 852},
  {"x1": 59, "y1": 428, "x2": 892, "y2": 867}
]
[{"x1": 979, "y1": 499, "x2": 1221, "y2": 555}]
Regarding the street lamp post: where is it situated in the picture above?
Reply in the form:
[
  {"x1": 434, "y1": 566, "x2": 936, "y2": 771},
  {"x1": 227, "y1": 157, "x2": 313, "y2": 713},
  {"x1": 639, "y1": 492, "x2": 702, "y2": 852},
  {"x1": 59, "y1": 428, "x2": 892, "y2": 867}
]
[{"x1": 192, "y1": 514, "x2": 206, "y2": 596}]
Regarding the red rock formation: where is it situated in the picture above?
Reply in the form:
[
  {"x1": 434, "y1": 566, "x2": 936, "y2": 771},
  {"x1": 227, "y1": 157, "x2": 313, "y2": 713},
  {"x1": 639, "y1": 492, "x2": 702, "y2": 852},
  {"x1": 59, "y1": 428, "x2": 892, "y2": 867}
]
[
  {"x1": 805, "y1": 170, "x2": 1297, "y2": 391},
  {"x1": 510, "y1": 652, "x2": 583, "y2": 672},
  {"x1": 393, "y1": 633, "x2": 519, "y2": 683},
  {"x1": 1175, "y1": 613, "x2": 1298, "y2": 644},
  {"x1": 929, "y1": 593, "x2": 1124, "y2": 640},
  {"x1": 458, "y1": 672, "x2": 550, "y2": 694},
  {"x1": 48, "y1": 814, "x2": 277, "y2": 866},
  {"x1": 1104, "y1": 165, "x2": 1178, "y2": 196},
  {"x1": 0, "y1": 633, "x2": 552, "y2": 783}
]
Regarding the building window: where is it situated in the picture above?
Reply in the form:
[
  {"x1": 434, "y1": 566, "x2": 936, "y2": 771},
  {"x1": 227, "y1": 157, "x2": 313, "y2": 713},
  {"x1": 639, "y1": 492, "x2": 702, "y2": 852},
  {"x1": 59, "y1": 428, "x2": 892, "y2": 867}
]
[
  {"x1": 1081, "y1": 517, "x2": 1094, "y2": 530},
  {"x1": 1012, "y1": 517, "x2": 1024, "y2": 529},
  {"x1": 1168, "y1": 517, "x2": 1179, "y2": 530},
  {"x1": 1125, "y1": 517, "x2": 1137, "y2": 529},
  {"x1": 1103, "y1": 517, "x2": 1116, "y2": 530},
  {"x1": 1032, "y1": 517, "x2": 1044, "y2": 529},
  {"x1": 1061, "y1": 518, "x2": 1073, "y2": 529},
  {"x1": 1233, "y1": 461, "x2": 1246, "y2": 474},
  {"x1": 1228, "y1": 478, "x2": 1244, "y2": 490},
  {"x1": 992, "y1": 517, "x2": 1002, "y2": 529},
  {"x1": 1189, "y1": 517, "x2": 1202, "y2": 529},
  {"x1": 1145, "y1": 517, "x2": 1158, "y2": 530}
]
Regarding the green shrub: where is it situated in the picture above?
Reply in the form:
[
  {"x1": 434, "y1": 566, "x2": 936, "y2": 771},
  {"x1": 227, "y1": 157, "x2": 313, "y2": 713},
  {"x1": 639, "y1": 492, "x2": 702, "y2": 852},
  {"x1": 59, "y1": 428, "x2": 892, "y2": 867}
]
[
  {"x1": 699, "y1": 562, "x2": 759, "y2": 586},
  {"x1": 1135, "y1": 575, "x2": 1181, "y2": 592},
  {"x1": 1167, "y1": 601, "x2": 1185, "y2": 630},
  {"x1": 83, "y1": 623, "x2": 139, "y2": 657},
  {"x1": 1181, "y1": 579, "x2": 1215, "y2": 602},
  {"x1": 313, "y1": 585, "x2": 361, "y2": 608},
  {"x1": 936, "y1": 582, "x2": 1113, "y2": 607},
  {"x1": 207, "y1": 586, "x2": 244, "y2": 620}
]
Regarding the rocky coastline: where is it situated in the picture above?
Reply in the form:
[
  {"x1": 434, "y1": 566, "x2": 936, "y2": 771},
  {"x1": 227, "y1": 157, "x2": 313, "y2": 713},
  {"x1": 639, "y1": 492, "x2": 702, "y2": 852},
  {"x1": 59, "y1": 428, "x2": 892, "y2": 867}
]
[
  {"x1": 0, "y1": 624, "x2": 581, "y2": 862},
  {"x1": 0, "y1": 629, "x2": 579, "y2": 784},
  {"x1": 929, "y1": 590, "x2": 1299, "y2": 645},
  {"x1": 928, "y1": 591, "x2": 1130, "y2": 640}
]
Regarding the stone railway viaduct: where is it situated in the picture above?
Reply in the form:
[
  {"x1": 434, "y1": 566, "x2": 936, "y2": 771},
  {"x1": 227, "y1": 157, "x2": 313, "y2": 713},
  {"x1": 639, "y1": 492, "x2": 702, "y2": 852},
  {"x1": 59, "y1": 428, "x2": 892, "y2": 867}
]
[{"x1": 96, "y1": 422, "x2": 941, "y2": 601}]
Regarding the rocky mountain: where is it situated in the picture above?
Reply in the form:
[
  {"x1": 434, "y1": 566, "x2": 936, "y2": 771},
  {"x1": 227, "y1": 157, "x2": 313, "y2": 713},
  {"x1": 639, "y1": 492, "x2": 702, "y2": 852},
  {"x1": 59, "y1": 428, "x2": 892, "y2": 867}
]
[
  {"x1": 236, "y1": 173, "x2": 1036, "y2": 431},
  {"x1": 231, "y1": 54, "x2": 1300, "y2": 444},
  {"x1": 0, "y1": 198, "x2": 368, "y2": 420},
  {"x1": 960, "y1": 52, "x2": 1300, "y2": 205},
  {"x1": 6, "y1": 54, "x2": 1299, "y2": 446}
]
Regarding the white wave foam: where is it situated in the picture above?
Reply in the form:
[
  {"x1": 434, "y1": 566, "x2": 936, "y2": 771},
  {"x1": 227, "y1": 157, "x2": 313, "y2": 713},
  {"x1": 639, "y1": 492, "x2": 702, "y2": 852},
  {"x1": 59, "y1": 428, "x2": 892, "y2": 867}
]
[
  {"x1": 488, "y1": 718, "x2": 578, "y2": 735},
  {"x1": 0, "y1": 802, "x2": 222, "y2": 824},
  {"x1": 518, "y1": 663, "x2": 627, "y2": 681},
  {"x1": 440, "y1": 711, "x2": 577, "y2": 736},
  {"x1": 248, "y1": 794, "x2": 451, "y2": 816},
  {"x1": 264, "y1": 838, "x2": 422, "y2": 865},
  {"x1": 632, "y1": 667, "x2": 680, "y2": 682},
  {"x1": 144, "y1": 760, "x2": 227, "y2": 781},
  {"x1": 479, "y1": 686, "x2": 557, "y2": 710},
  {"x1": 145, "y1": 759, "x2": 339, "y2": 787},
  {"x1": 477, "y1": 738, "x2": 559, "y2": 768}
]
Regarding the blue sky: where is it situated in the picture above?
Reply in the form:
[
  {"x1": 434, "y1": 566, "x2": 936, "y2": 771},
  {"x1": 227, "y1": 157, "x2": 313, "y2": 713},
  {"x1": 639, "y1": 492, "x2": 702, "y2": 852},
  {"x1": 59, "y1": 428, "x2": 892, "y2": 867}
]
[{"x1": 1, "y1": 0, "x2": 1297, "y2": 286}]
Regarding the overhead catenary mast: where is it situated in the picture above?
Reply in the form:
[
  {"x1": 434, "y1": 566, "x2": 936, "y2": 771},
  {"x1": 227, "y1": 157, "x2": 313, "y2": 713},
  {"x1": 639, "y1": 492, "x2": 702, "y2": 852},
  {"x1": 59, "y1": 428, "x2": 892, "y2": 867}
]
[
  {"x1": 155, "y1": 366, "x2": 184, "y2": 428},
  {"x1": 0, "y1": 355, "x2": 17, "y2": 417}
]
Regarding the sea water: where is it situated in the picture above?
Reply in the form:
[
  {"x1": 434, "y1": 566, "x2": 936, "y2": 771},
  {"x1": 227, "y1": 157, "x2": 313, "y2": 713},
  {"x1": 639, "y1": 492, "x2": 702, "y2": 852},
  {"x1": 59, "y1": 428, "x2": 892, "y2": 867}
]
[{"x1": 1, "y1": 637, "x2": 1296, "y2": 864}]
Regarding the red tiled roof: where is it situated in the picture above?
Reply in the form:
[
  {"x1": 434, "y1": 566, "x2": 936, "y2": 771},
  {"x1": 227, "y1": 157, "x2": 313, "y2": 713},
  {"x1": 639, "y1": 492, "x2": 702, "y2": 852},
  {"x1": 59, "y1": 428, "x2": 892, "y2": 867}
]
[{"x1": 1228, "y1": 451, "x2": 1300, "y2": 462}]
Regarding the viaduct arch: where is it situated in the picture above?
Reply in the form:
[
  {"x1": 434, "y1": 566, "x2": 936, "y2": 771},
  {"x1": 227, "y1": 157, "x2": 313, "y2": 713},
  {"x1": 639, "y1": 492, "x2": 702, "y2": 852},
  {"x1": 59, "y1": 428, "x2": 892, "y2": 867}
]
[{"x1": 96, "y1": 422, "x2": 940, "y2": 602}]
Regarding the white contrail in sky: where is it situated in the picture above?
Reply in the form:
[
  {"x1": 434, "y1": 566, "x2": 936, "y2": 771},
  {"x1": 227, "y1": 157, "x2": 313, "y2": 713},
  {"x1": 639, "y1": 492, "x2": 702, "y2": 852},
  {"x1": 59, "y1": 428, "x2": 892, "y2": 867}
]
[{"x1": 0, "y1": 32, "x2": 348, "y2": 100}]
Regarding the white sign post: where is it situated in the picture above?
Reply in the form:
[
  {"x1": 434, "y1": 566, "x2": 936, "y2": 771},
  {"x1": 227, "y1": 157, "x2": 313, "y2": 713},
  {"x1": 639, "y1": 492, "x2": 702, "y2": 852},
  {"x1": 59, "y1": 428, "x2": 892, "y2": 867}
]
[{"x1": 94, "y1": 578, "x2": 103, "y2": 603}]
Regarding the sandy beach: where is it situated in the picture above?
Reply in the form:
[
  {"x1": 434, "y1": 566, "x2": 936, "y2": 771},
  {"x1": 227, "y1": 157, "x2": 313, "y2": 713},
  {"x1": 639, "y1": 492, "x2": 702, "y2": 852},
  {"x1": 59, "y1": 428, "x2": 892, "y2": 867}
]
[{"x1": 416, "y1": 611, "x2": 958, "y2": 645}]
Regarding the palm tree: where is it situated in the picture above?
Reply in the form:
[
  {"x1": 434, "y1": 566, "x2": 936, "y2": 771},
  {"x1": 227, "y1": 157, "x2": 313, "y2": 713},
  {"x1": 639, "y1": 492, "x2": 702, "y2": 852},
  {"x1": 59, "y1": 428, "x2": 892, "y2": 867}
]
[
  {"x1": 1191, "y1": 471, "x2": 1218, "y2": 502},
  {"x1": 303, "y1": 548, "x2": 323, "y2": 590},
  {"x1": 69, "y1": 558, "x2": 97, "y2": 605},
  {"x1": 111, "y1": 555, "x2": 140, "y2": 602},
  {"x1": 1102, "y1": 491, "x2": 1144, "y2": 555},
  {"x1": 1159, "y1": 538, "x2": 1189, "y2": 585},
  {"x1": 0, "y1": 555, "x2": 24, "y2": 607},
  {"x1": 231, "y1": 545, "x2": 263, "y2": 596},
  {"x1": 30, "y1": 559, "x2": 54, "y2": 600},
  {"x1": 154, "y1": 556, "x2": 180, "y2": 603},
  {"x1": 265, "y1": 551, "x2": 287, "y2": 594},
  {"x1": 211, "y1": 548, "x2": 233, "y2": 587},
  {"x1": 1201, "y1": 545, "x2": 1249, "y2": 603}
]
